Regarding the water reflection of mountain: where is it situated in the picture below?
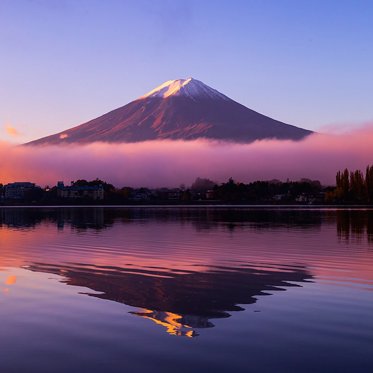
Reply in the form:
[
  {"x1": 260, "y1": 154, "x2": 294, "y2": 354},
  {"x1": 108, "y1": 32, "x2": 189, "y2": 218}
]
[
  {"x1": 0, "y1": 207, "x2": 326, "y2": 231},
  {"x1": 28, "y1": 262, "x2": 312, "y2": 337}
]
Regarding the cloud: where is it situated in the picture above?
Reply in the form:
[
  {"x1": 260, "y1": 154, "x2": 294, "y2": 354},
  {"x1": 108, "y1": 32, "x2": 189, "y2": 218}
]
[
  {"x1": 1, "y1": 126, "x2": 373, "y2": 187},
  {"x1": 5, "y1": 125, "x2": 21, "y2": 137}
]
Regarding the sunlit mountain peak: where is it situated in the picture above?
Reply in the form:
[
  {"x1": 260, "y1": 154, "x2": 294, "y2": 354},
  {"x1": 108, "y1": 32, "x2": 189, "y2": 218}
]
[
  {"x1": 27, "y1": 78, "x2": 312, "y2": 145},
  {"x1": 140, "y1": 78, "x2": 229, "y2": 101}
]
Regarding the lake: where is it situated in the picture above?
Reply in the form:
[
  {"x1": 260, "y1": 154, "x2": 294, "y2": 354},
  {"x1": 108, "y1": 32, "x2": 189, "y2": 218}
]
[{"x1": 0, "y1": 207, "x2": 372, "y2": 372}]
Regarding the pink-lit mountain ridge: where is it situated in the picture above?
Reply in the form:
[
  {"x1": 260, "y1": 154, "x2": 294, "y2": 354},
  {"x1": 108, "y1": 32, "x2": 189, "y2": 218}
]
[{"x1": 28, "y1": 78, "x2": 312, "y2": 145}]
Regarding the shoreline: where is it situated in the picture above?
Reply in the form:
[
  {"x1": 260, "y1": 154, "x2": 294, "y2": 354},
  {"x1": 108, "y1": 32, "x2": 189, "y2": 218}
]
[{"x1": 1, "y1": 204, "x2": 373, "y2": 209}]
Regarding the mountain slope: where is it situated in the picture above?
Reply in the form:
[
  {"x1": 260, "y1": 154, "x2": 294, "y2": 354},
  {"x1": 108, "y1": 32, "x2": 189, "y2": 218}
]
[{"x1": 28, "y1": 78, "x2": 312, "y2": 145}]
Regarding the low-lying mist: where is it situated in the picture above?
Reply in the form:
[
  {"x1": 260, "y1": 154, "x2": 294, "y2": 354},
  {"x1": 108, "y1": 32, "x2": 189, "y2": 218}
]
[{"x1": 1, "y1": 126, "x2": 373, "y2": 187}]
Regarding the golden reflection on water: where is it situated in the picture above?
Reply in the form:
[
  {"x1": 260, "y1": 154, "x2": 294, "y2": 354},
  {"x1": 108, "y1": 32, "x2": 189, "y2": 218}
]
[{"x1": 133, "y1": 309, "x2": 197, "y2": 337}]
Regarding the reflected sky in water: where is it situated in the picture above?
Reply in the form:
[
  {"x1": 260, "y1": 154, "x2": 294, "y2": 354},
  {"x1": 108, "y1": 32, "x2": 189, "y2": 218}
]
[{"x1": 0, "y1": 207, "x2": 372, "y2": 372}]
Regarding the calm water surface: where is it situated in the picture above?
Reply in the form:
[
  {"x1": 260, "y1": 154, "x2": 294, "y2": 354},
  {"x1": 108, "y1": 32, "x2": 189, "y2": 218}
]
[{"x1": 0, "y1": 207, "x2": 372, "y2": 372}]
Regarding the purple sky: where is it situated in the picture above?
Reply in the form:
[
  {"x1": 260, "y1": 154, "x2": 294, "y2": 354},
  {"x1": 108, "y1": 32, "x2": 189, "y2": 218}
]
[{"x1": 1, "y1": 0, "x2": 373, "y2": 142}]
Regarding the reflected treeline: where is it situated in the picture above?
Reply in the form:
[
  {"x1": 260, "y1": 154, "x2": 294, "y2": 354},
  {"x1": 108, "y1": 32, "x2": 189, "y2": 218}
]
[
  {"x1": 27, "y1": 262, "x2": 312, "y2": 337},
  {"x1": 336, "y1": 210, "x2": 373, "y2": 243},
  {"x1": 0, "y1": 207, "x2": 113, "y2": 230},
  {"x1": 189, "y1": 208, "x2": 324, "y2": 231},
  {"x1": 0, "y1": 207, "x2": 327, "y2": 232},
  {"x1": 3, "y1": 207, "x2": 373, "y2": 242}
]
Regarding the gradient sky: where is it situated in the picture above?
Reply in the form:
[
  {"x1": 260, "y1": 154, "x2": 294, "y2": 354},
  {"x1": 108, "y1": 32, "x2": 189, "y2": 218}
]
[{"x1": 1, "y1": 0, "x2": 372, "y2": 142}]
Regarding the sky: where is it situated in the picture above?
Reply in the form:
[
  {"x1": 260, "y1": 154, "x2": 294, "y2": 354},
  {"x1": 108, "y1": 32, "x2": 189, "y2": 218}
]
[{"x1": 1, "y1": 0, "x2": 373, "y2": 143}]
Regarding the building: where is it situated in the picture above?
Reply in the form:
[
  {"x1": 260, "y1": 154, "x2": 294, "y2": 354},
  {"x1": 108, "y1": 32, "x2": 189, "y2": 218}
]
[
  {"x1": 4, "y1": 182, "x2": 36, "y2": 200},
  {"x1": 57, "y1": 182, "x2": 104, "y2": 200}
]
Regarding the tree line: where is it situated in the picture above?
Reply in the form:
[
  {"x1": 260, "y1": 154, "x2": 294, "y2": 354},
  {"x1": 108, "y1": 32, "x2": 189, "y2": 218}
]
[
  {"x1": 326, "y1": 165, "x2": 373, "y2": 204},
  {"x1": 2, "y1": 165, "x2": 373, "y2": 205}
]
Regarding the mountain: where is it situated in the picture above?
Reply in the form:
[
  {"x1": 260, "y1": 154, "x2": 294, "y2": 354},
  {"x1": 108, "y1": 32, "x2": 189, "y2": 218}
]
[{"x1": 28, "y1": 78, "x2": 312, "y2": 145}]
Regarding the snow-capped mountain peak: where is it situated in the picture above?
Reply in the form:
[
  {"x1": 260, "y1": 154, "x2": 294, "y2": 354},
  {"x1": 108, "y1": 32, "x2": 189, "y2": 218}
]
[
  {"x1": 27, "y1": 77, "x2": 312, "y2": 145},
  {"x1": 140, "y1": 78, "x2": 229, "y2": 101}
]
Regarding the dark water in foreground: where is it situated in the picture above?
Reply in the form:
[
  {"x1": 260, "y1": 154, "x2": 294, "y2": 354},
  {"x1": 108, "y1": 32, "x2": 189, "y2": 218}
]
[{"x1": 0, "y1": 207, "x2": 372, "y2": 373}]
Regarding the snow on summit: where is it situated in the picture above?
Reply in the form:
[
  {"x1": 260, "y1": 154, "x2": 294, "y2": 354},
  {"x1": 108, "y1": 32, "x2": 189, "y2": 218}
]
[{"x1": 141, "y1": 78, "x2": 229, "y2": 101}]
